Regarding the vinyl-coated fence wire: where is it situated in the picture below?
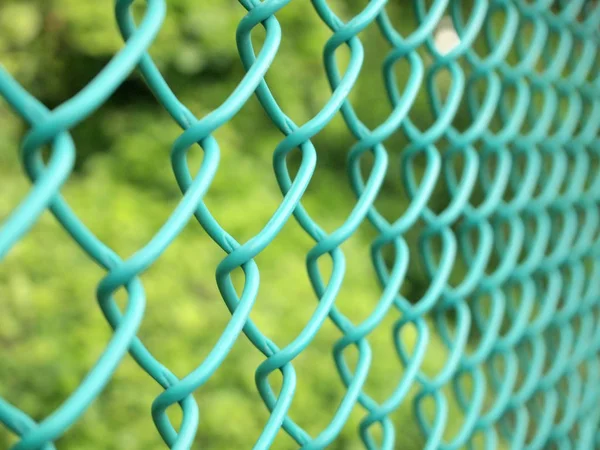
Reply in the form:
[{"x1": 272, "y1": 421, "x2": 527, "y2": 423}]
[{"x1": 1, "y1": 0, "x2": 600, "y2": 449}]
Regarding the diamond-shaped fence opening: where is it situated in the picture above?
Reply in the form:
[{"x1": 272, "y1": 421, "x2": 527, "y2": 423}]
[{"x1": 0, "y1": 0, "x2": 599, "y2": 449}]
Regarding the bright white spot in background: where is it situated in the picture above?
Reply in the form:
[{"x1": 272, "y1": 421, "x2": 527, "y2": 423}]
[{"x1": 434, "y1": 16, "x2": 461, "y2": 56}]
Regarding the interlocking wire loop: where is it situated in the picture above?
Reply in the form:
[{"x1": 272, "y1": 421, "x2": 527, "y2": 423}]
[{"x1": 1, "y1": 0, "x2": 599, "y2": 449}]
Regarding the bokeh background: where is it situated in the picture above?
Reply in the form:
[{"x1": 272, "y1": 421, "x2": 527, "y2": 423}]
[{"x1": 0, "y1": 0, "x2": 583, "y2": 449}]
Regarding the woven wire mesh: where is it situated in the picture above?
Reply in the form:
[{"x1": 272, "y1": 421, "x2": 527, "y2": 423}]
[{"x1": 1, "y1": 0, "x2": 600, "y2": 449}]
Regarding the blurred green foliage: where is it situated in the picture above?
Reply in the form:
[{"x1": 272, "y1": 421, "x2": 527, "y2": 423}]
[{"x1": 0, "y1": 1, "x2": 487, "y2": 448}]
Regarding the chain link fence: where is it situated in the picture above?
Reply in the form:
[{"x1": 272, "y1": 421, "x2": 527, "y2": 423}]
[{"x1": 1, "y1": 0, "x2": 599, "y2": 448}]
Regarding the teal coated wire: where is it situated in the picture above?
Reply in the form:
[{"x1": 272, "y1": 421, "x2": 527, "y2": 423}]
[{"x1": 1, "y1": 0, "x2": 600, "y2": 449}]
